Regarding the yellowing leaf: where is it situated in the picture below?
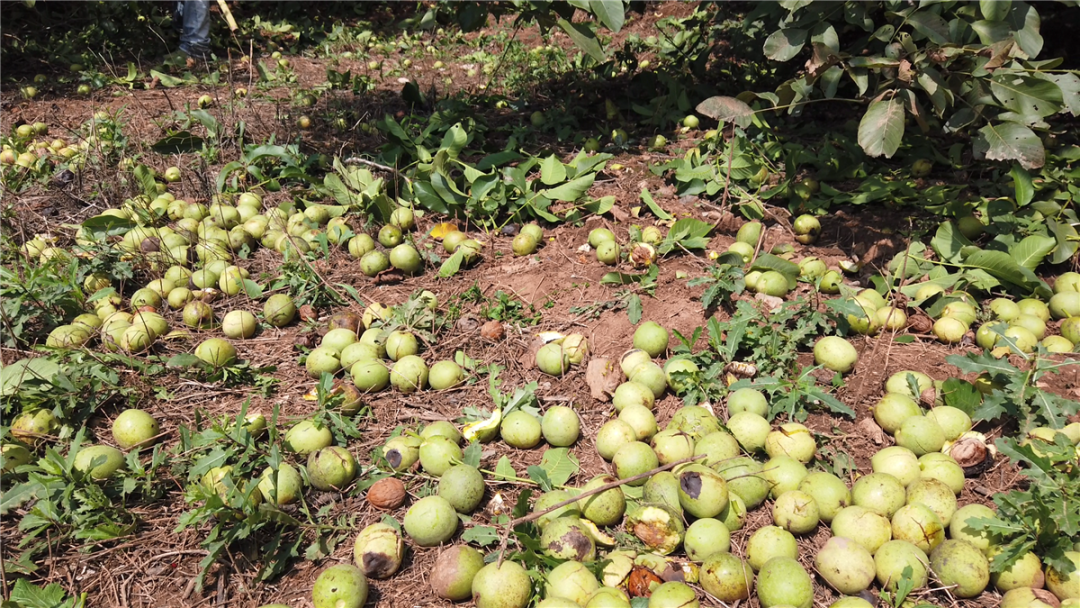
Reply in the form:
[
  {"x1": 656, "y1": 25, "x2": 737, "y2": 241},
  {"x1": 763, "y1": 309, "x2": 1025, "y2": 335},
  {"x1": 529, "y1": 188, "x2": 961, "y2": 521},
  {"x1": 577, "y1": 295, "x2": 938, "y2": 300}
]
[{"x1": 429, "y1": 222, "x2": 458, "y2": 239}]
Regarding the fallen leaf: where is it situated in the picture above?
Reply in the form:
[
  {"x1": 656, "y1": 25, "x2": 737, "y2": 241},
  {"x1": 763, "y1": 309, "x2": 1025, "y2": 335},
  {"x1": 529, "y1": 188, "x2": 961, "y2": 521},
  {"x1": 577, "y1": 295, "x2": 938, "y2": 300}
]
[
  {"x1": 519, "y1": 336, "x2": 546, "y2": 369},
  {"x1": 374, "y1": 268, "x2": 404, "y2": 284},
  {"x1": 857, "y1": 417, "x2": 885, "y2": 445},
  {"x1": 754, "y1": 292, "x2": 784, "y2": 311},
  {"x1": 585, "y1": 358, "x2": 623, "y2": 401},
  {"x1": 457, "y1": 316, "x2": 480, "y2": 333}
]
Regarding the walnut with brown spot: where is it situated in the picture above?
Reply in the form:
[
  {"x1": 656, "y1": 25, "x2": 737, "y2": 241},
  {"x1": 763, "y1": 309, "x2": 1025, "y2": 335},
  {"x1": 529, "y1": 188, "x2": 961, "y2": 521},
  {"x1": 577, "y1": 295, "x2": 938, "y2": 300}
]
[{"x1": 366, "y1": 477, "x2": 406, "y2": 510}]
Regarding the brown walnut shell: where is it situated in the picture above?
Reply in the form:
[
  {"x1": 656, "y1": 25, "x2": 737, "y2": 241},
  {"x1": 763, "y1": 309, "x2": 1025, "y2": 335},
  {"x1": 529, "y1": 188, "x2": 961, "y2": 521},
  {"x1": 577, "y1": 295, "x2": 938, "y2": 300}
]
[
  {"x1": 480, "y1": 320, "x2": 504, "y2": 341},
  {"x1": 366, "y1": 477, "x2": 406, "y2": 510}
]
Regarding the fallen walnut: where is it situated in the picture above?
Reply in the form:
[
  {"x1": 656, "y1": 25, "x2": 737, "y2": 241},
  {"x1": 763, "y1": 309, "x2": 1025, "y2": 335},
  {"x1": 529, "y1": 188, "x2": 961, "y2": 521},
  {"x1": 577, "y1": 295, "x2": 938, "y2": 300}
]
[
  {"x1": 660, "y1": 560, "x2": 699, "y2": 584},
  {"x1": 366, "y1": 477, "x2": 406, "y2": 510}
]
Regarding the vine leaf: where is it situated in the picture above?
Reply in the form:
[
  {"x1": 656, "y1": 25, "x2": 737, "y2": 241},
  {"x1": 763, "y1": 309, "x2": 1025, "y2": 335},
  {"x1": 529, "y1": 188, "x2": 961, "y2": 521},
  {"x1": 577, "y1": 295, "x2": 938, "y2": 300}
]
[
  {"x1": 979, "y1": 0, "x2": 1010, "y2": 21},
  {"x1": 1037, "y1": 72, "x2": 1080, "y2": 116},
  {"x1": 931, "y1": 221, "x2": 973, "y2": 263},
  {"x1": 962, "y1": 249, "x2": 1050, "y2": 297},
  {"x1": 556, "y1": 18, "x2": 605, "y2": 63},
  {"x1": 695, "y1": 96, "x2": 754, "y2": 128},
  {"x1": 989, "y1": 74, "x2": 1062, "y2": 121},
  {"x1": 1010, "y1": 234, "x2": 1055, "y2": 271},
  {"x1": 540, "y1": 155, "x2": 567, "y2": 186},
  {"x1": 493, "y1": 456, "x2": 517, "y2": 481},
  {"x1": 750, "y1": 253, "x2": 800, "y2": 287},
  {"x1": 538, "y1": 448, "x2": 579, "y2": 487},
  {"x1": 542, "y1": 173, "x2": 594, "y2": 202},
  {"x1": 527, "y1": 465, "x2": 553, "y2": 492},
  {"x1": 588, "y1": 0, "x2": 624, "y2": 32},
  {"x1": 461, "y1": 525, "x2": 500, "y2": 547},
  {"x1": 907, "y1": 11, "x2": 950, "y2": 44},
  {"x1": 858, "y1": 97, "x2": 905, "y2": 158},
  {"x1": 462, "y1": 442, "x2": 482, "y2": 468},
  {"x1": 974, "y1": 122, "x2": 1044, "y2": 170},
  {"x1": 640, "y1": 188, "x2": 673, "y2": 220},
  {"x1": 1048, "y1": 220, "x2": 1079, "y2": 264},
  {"x1": 438, "y1": 248, "x2": 466, "y2": 278},
  {"x1": 763, "y1": 28, "x2": 807, "y2": 62}
]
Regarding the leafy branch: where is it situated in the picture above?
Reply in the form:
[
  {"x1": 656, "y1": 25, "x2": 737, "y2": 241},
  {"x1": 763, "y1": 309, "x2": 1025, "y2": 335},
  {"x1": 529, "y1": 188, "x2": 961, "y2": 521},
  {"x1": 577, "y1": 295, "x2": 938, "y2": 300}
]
[
  {"x1": 946, "y1": 350, "x2": 1080, "y2": 432},
  {"x1": 970, "y1": 434, "x2": 1080, "y2": 577}
]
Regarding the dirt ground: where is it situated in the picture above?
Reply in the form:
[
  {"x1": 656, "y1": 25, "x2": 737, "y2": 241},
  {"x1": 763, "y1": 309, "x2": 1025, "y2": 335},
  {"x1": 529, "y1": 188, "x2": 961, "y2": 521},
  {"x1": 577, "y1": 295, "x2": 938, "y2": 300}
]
[{"x1": 2, "y1": 3, "x2": 1079, "y2": 608}]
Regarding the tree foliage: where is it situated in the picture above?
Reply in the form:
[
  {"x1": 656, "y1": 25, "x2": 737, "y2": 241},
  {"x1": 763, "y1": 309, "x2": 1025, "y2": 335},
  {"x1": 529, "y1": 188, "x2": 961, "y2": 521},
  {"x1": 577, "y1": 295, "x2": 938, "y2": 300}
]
[
  {"x1": 448, "y1": 1, "x2": 1077, "y2": 168},
  {"x1": 734, "y1": 1, "x2": 1076, "y2": 167}
]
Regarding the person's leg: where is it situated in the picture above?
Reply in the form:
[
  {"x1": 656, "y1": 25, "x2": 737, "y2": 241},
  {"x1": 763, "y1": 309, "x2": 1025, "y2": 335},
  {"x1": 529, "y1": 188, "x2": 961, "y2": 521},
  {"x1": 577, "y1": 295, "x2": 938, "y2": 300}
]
[
  {"x1": 173, "y1": 1, "x2": 183, "y2": 33},
  {"x1": 179, "y1": 0, "x2": 211, "y2": 59}
]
